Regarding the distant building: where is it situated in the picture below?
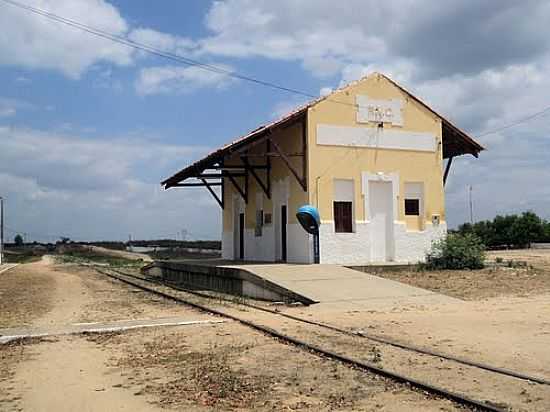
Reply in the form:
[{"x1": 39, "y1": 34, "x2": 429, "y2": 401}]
[{"x1": 162, "y1": 73, "x2": 483, "y2": 264}]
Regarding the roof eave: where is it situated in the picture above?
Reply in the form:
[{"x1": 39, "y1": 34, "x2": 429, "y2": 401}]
[{"x1": 161, "y1": 108, "x2": 308, "y2": 189}]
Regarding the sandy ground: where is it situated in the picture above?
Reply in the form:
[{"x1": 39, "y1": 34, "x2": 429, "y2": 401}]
[
  {"x1": 88, "y1": 322, "x2": 461, "y2": 411},
  {"x1": 371, "y1": 263, "x2": 550, "y2": 300},
  {"x1": 88, "y1": 245, "x2": 153, "y2": 262},
  {"x1": 488, "y1": 248, "x2": 550, "y2": 270},
  {"x1": 0, "y1": 256, "x2": 468, "y2": 411},
  {"x1": 110, "y1": 264, "x2": 550, "y2": 411},
  {"x1": 0, "y1": 257, "x2": 213, "y2": 411}
]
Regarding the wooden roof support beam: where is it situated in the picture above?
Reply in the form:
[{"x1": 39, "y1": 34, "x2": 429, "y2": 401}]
[
  {"x1": 227, "y1": 173, "x2": 248, "y2": 204},
  {"x1": 266, "y1": 139, "x2": 271, "y2": 198},
  {"x1": 240, "y1": 152, "x2": 304, "y2": 158},
  {"x1": 192, "y1": 172, "x2": 246, "y2": 179},
  {"x1": 201, "y1": 178, "x2": 223, "y2": 209},
  {"x1": 241, "y1": 156, "x2": 270, "y2": 199},
  {"x1": 173, "y1": 182, "x2": 222, "y2": 187},
  {"x1": 211, "y1": 164, "x2": 268, "y2": 170},
  {"x1": 302, "y1": 118, "x2": 308, "y2": 192},
  {"x1": 268, "y1": 135, "x2": 307, "y2": 191},
  {"x1": 443, "y1": 156, "x2": 453, "y2": 187}
]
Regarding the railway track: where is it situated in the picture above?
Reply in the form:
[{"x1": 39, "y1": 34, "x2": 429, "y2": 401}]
[{"x1": 92, "y1": 265, "x2": 548, "y2": 412}]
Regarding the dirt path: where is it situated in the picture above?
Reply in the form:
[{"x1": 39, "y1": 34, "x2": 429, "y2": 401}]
[
  {"x1": 0, "y1": 257, "x2": 212, "y2": 411},
  {"x1": 13, "y1": 336, "x2": 163, "y2": 412}
]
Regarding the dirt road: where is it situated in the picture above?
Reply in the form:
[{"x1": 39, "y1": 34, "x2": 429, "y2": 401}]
[
  {"x1": 0, "y1": 257, "x2": 470, "y2": 411},
  {"x1": 0, "y1": 257, "x2": 215, "y2": 411}
]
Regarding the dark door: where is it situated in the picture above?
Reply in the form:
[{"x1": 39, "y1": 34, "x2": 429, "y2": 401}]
[
  {"x1": 239, "y1": 213, "x2": 245, "y2": 260},
  {"x1": 281, "y1": 205, "x2": 287, "y2": 262}
]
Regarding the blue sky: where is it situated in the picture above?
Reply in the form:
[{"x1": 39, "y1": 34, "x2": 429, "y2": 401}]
[{"x1": 1, "y1": 0, "x2": 549, "y2": 242}]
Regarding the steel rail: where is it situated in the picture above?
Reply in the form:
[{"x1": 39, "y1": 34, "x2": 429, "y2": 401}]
[
  {"x1": 109, "y1": 267, "x2": 550, "y2": 387},
  {"x1": 93, "y1": 266, "x2": 508, "y2": 412}
]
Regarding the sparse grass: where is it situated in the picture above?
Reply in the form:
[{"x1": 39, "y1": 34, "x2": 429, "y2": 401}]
[
  {"x1": 371, "y1": 264, "x2": 550, "y2": 300},
  {"x1": 4, "y1": 254, "x2": 43, "y2": 264},
  {"x1": 0, "y1": 265, "x2": 55, "y2": 328},
  {"x1": 57, "y1": 250, "x2": 144, "y2": 268},
  {"x1": 115, "y1": 340, "x2": 271, "y2": 409}
]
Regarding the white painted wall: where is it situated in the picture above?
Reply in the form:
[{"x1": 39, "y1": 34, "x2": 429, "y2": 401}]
[
  {"x1": 317, "y1": 124, "x2": 436, "y2": 152},
  {"x1": 319, "y1": 221, "x2": 446, "y2": 265},
  {"x1": 287, "y1": 224, "x2": 313, "y2": 263},
  {"x1": 222, "y1": 230, "x2": 233, "y2": 259},
  {"x1": 221, "y1": 177, "x2": 311, "y2": 263}
]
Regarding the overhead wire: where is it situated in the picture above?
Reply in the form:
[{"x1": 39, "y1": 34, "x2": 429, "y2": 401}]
[
  {"x1": 3, "y1": 0, "x2": 550, "y2": 138},
  {"x1": 476, "y1": 105, "x2": 550, "y2": 137}
]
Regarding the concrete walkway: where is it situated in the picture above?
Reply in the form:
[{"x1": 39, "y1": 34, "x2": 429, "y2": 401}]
[
  {"x1": 0, "y1": 317, "x2": 225, "y2": 344},
  {"x1": 0, "y1": 264, "x2": 18, "y2": 275},
  {"x1": 228, "y1": 264, "x2": 459, "y2": 309}
]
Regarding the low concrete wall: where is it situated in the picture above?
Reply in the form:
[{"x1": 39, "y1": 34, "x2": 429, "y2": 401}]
[{"x1": 142, "y1": 261, "x2": 315, "y2": 305}]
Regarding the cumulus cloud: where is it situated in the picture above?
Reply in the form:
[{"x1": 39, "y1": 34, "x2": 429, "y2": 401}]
[
  {"x1": 199, "y1": 0, "x2": 550, "y2": 80},
  {"x1": 135, "y1": 64, "x2": 235, "y2": 95},
  {"x1": 0, "y1": 97, "x2": 36, "y2": 118},
  {"x1": 200, "y1": 0, "x2": 388, "y2": 77},
  {"x1": 0, "y1": 126, "x2": 220, "y2": 241},
  {"x1": 0, "y1": 0, "x2": 133, "y2": 78},
  {"x1": 128, "y1": 28, "x2": 197, "y2": 56}
]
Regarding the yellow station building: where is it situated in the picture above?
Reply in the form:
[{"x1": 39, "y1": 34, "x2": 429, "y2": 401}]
[{"x1": 163, "y1": 73, "x2": 483, "y2": 264}]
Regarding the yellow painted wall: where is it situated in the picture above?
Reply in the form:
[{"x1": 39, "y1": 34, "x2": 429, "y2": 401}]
[
  {"x1": 307, "y1": 73, "x2": 445, "y2": 229},
  {"x1": 222, "y1": 121, "x2": 308, "y2": 232}
]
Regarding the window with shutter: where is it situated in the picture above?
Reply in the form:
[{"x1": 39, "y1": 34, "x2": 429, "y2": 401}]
[
  {"x1": 334, "y1": 201, "x2": 353, "y2": 233},
  {"x1": 404, "y1": 199, "x2": 420, "y2": 216}
]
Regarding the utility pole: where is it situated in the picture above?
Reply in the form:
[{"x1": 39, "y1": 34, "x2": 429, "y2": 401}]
[
  {"x1": 469, "y1": 185, "x2": 474, "y2": 224},
  {"x1": 0, "y1": 197, "x2": 4, "y2": 265}
]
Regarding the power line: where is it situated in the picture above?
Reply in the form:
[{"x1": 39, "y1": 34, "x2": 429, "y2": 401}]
[
  {"x1": 476, "y1": 105, "x2": 550, "y2": 137},
  {"x1": 0, "y1": 0, "x2": 319, "y2": 99},
  {"x1": 0, "y1": 0, "x2": 396, "y2": 114},
  {"x1": 3, "y1": 0, "x2": 550, "y2": 138}
]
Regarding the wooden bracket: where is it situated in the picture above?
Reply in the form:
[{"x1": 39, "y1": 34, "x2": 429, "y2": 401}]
[
  {"x1": 268, "y1": 134, "x2": 307, "y2": 191},
  {"x1": 201, "y1": 178, "x2": 224, "y2": 209},
  {"x1": 241, "y1": 156, "x2": 271, "y2": 199},
  {"x1": 443, "y1": 156, "x2": 453, "y2": 186},
  {"x1": 173, "y1": 182, "x2": 221, "y2": 187},
  {"x1": 228, "y1": 173, "x2": 248, "y2": 204}
]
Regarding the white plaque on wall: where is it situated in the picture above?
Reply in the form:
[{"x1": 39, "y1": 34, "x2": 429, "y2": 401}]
[{"x1": 356, "y1": 95, "x2": 403, "y2": 126}]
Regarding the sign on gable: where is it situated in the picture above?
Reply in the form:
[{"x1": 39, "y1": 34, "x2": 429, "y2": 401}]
[{"x1": 356, "y1": 96, "x2": 403, "y2": 126}]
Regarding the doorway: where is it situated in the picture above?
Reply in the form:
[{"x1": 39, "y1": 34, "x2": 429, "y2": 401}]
[
  {"x1": 281, "y1": 205, "x2": 287, "y2": 262},
  {"x1": 368, "y1": 181, "x2": 394, "y2": 261},
  {"x1": 238, "y1": 213, "x2": 245, "y2": 260}
]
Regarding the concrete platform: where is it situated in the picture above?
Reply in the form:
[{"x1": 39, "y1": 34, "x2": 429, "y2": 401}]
[
  {"x1": 144, "y1": 260, "x2": 458, "y2": 308},
  {"x1": 229, "y1": 264, "x2": 457, "y2": 308}
]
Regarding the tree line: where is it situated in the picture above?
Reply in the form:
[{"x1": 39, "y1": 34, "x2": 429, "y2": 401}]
[{"x1": 454, "y1": 211, "x2": 550, "y2": 249}]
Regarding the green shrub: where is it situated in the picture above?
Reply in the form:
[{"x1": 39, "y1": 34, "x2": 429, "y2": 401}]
[{"x1": 425, "y1": 233, "x2": 485, "y2": 270}]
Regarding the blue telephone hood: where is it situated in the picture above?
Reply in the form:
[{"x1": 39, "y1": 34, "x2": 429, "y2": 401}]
[
  {"x1": 296, "y1": 205, "x2": 320, "y2": 235},
  {"x1": 297, "y1": 205, "x2": 320, "y2": 225}
]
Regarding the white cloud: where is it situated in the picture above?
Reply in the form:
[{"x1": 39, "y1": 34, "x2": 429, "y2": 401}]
[
  {"x1": 0, "y1": 97, "x2": 36, "y2": 118},
  {"x1": 0, "y1": 0, "x2": 133, "y2": 78},
  {"x1": 128, "y1": 28, "x2": 196, "y2": 55},
  {"x1": 0, "y1": 106, "x2": 16, "y2": 117},
  {"x1": 15, "y1": 76, "x2": 31, "y2": 84},
  {"x1": 319, "y1": 87, "x2": 332, "y2": 97},
  {"x1": 200, "y1": 0, "x2": 389, "y2": 77},
  {"x1": 0, "y1": 126, "x2": 220, "y2": 241},
  {"x1": 135, "y1": 65, "x2": 235, "y2": 96}
]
